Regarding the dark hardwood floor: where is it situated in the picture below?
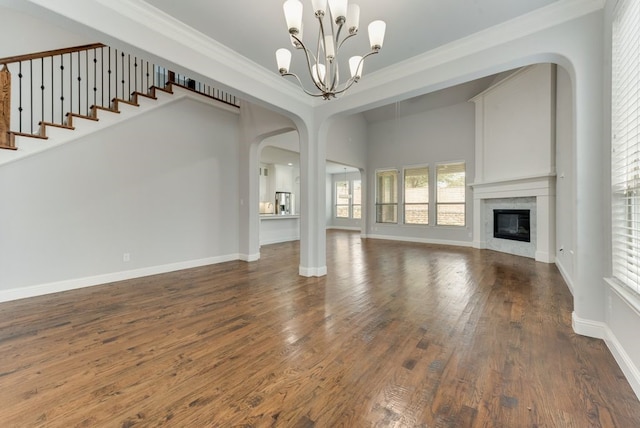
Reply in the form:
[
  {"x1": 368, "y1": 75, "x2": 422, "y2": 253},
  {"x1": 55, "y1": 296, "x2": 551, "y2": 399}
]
[{"x1": 1, "y1": 230, "x2": 639, "y2": 427}]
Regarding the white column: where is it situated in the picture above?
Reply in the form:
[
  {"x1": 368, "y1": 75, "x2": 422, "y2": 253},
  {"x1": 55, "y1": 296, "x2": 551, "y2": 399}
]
[{"x1": 298, "y1": 119, "x2": 327, "y2": 277}]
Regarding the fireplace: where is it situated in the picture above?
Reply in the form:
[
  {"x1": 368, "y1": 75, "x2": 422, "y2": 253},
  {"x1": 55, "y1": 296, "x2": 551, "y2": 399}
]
[{"x1": 493, "y1": 209, "x2": 531, "y2": 242}]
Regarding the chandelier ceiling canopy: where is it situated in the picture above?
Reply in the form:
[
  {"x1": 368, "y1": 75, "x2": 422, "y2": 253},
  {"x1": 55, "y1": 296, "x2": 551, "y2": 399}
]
[{"x1": 275, "y1": 0, "x2": 386, "y2": 100}]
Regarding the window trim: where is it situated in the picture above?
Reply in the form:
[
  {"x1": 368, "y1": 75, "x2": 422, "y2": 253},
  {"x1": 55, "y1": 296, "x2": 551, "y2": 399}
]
[
  {"x1": 403, "y1": 165, "x2": 429, "y2": 225},
  {"x1": 375, "y1": 168, "x2": 399, "y2": 224},
  {"x1": 435, "y1": 161, "x2": 466, "y2": 227}
]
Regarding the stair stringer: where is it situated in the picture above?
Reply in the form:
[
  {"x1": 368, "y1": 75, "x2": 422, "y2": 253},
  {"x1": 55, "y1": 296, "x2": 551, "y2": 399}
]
[{"x1": 0, "y1": 85, "x2": 239, "y2": 167}]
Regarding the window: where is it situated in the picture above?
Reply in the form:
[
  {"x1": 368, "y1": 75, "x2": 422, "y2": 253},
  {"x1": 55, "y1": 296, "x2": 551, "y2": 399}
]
[
  {"x1": 404, "y1": 166, "x2": 429, "y2": 224},
  {"x1": 334, "y1": 177, "x2": 361, "y2": 219},
  {"x1": 352, "y1": 180, "x2": 362, "y2": 219},
  {"x1": 376, "y1": 170, "x2": 398, "y2": 223},
  {"x1": 612, "y1": 0, "x2": 640, "y2": 295},
  {"x1": 436, "y1": 162, "x2": 466, "y2": 226},
  {"x1": 335, "y1": 180, "x2": 350, "y2": 218}
]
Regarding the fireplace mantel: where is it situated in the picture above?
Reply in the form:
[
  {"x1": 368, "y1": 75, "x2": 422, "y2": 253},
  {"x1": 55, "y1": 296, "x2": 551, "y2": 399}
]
[
  {"x1": 470, "y1": 173, "x2": 556, "y2": 263},
  {"x1": 470, "y1": 173, "x2": 556, "y2": 199}
]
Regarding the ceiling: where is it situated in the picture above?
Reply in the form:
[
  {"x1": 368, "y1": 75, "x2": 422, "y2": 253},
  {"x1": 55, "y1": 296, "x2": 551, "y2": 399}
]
[
  {"x1": 135, "y1": 1, "x2": 559, "y2": 170},
  {"x1": 142, "y1": 0, "x2": 559, "y2": 95}
]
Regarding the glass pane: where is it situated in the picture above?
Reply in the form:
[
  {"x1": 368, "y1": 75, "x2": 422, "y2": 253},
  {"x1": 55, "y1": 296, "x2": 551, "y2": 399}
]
[
  {"x1": 436, "y1": 163, "x2": 465, "y2": 203},
  {"x1": 405, "y1": 204, "x2": 428, "y2": 224},
  {"x1": 336, "y1": 205, "x2": 349, "y2": 218},
  {"x1": 376, "y1": 170, "x2": 398, "y2": 204},
  {"x1": 376, "y1": 204, "x2": 397, "y2": 223},
  {"x1": 353, "y1": 180, "x2": 362, "y2": 205},
  {"x1": 437, "y1": 204, "x2": 465, "y2": 226},
  {"x1": 404, "y1": 167, "x2": 429, "y2": 203},
  {"x1": 336, "y1": 181, "x2": 350, "y2": 205},
  {"x1": 353, "y1": 204, "x2": 361, "y2": 219}
]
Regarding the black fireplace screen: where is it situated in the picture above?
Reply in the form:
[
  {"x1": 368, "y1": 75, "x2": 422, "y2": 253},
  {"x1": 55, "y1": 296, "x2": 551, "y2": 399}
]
[{"x1": 493, "y1": 209, "x2": 530, "y2": 242}]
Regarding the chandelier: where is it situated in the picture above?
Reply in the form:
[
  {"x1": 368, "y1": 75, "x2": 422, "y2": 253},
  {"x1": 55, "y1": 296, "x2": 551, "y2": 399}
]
[{"x1": 275, "y1": 0, "x2": 386, "y2": 100}]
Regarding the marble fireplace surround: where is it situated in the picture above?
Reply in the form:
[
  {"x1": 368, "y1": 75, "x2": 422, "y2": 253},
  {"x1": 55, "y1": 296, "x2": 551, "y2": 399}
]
[{"x1": 470, "y1": 174, "x2": 556, "y2": 263}]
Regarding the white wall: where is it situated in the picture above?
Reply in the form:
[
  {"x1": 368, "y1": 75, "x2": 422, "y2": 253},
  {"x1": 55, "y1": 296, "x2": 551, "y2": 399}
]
[
  {"x1": 0, "y1": 6, "x2": 90, "y2": 57},
  {"x1": 366, "y1": 101, "x2": 475, "y2": 244},
  {"x1": 555, "y1": 65, "x2": 575, "y2": 289},
  {"x1": 0, "y1": 97, "x2": 240, "y2": 295},
  {"x1": 475, "y1": 64, "x2": 556, "y2": 182},
  {"x1": 326, "y1": 114, "x2": 368, "y2": 169}
]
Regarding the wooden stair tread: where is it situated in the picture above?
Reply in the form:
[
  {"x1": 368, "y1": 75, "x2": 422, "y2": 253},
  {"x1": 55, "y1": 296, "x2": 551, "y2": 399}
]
[
  {"x1": 132, "y1": 91, "x2": 157, "y2": 100},
  {"x1": 91, "y1": 105, "x2": 120, "y2": 114},
  {"x1": 39, "y1": 122, "x2": 74, "y2": 130},
  {"x1": 150, "y1": 85, "x2": 173, "y2": 95},
  {"x1": 10, "y1": 131, "x2": 48, "y2": 139},
  {"x1": 112, "y1": 98, "x2": 139, "y2": 107},
  {"x1": 66, "y1": 112, "x2": 99, "y2": 121}
]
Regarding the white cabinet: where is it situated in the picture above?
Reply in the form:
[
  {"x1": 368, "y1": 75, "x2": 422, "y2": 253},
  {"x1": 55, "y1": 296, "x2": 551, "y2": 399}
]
[{"x1": 274, "y1": 164, "x2": 293, "y2": 193}]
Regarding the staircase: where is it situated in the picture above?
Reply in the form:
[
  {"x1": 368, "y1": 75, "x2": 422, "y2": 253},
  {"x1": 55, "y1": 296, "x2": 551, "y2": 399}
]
[{"x1": 0, "y1": 43, "x2": 239, "y2": 165}]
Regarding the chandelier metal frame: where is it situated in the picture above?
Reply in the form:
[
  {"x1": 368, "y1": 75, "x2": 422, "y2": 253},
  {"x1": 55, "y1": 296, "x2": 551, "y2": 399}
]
[{"x1": 276, "y1": 0, "x2": 386, "y2": 100}]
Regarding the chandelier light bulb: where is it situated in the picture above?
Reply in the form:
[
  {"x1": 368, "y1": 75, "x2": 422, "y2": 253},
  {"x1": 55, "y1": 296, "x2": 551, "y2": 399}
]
[
  {"x1": 368, "y1": 20, "x2": 386, "y2": 50},
  {"x1": 283, "y1": 0, "x2": 303, "y2": 34},
  {"x1": 276, "y1": 48, "x2": 292, "y2": 74},
  {"x1": 328, "y1": 0, "x2": 348, "y2": 24},
  {"x1": 324, "y1": 35, "x2": 335, "y2": 60},
  {"x1": 346, "y1": 4, "x2": 360, "y2": 34},
  {"x1": 312, "y1": 64, "x2": 326, "y2": 85},
  {"x1": 311, "y1": 0, "x2": 327, "y2": 16},
  {"x1": 349, "y1": 56, "x2": 363, "y2": 79}
]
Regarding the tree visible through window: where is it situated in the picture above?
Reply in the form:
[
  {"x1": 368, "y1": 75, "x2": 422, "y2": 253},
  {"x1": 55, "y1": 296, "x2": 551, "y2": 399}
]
[
  {"x1": 436, "y1": 162, "x2": 465, "y2": 226},
  {"x1": 404, "y1": 167, "x2": 429, "y2": 224}
]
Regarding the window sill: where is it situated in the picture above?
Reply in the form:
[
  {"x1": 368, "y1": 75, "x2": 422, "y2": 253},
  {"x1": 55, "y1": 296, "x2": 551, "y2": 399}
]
[{"x1": 605, "y1": 277, "x2": 640, "y2": 317}]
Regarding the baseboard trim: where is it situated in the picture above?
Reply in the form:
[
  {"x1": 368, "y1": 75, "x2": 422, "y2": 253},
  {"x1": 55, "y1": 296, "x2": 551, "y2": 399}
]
[
  {"x1": 572, "y1": 311, "x2": 607, "y2": 339},
  {"x1": 299, "y1": 265, "x2": 327, "y2": 277},
  {"x1": 555, "y1": 258, "x2": 574, "y2": 295},
  {"x1": 366, "y1": 234, "x2": 473, "y2": 248},
  {"x1": 604, "y1": 325, "x2": 640, "y2": 400},
  {"x1": 0, "y1": 254, "x2": 241, "y2": 303},
  {"x1": 238, "y1": 252, "x2": 260, "y2": 262},
  {"x1": 260, "y1": 236, "x2": 300, "y2": 246},
  {"x1": 326, "y1": 226, "x2": 361, "y2": 231}
]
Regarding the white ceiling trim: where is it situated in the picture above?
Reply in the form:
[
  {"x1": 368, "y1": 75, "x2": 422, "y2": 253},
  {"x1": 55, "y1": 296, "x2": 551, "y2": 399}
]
[
  {"x1": 317, "y1": 0, "x2": 605, "y2": 116},
  {"x1": 21, "y1": 0, "x2": 315, "y2": 113}
]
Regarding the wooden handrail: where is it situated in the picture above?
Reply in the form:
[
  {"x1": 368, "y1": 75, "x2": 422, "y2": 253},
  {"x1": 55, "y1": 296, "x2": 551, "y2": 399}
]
[{"x1": 0, "y1": 43, "x2": 104, "y2": 65}]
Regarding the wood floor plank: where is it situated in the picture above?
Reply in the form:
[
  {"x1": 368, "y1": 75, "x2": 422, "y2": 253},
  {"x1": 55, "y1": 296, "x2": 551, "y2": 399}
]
[{"x1": 0, "y1": 230, "x2": 639, "y2": 427}]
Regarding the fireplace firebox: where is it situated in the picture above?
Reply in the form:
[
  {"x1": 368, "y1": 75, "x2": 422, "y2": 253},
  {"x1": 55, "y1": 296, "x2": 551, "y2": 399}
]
[{"x1": 493, "y1": 209, "x2": 530, "y2": 242}]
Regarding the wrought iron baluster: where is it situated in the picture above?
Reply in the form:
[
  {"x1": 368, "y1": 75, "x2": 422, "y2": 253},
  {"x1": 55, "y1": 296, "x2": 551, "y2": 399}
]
[
  {"x1": 30, "y1": 59, "x2": 33, "y2": 133},
  {"x1": 93, "y1": 49, "x2": 97, "y2": 110},
  {"x1": 60, "y1": 54, "x2": 65, "y2": 123},
  {"x1": 121, "y1": 51, "x2": 125, "y2": 100},
  {"x1": 18, "y1": 62, "x2": 23, "y2": 132},
  {"x1": 41, "y1": 58, "x2": 44, "y2": 130},
  {"x1": 111, "y1": 48, "x2": 115, "y2": 106},
  {"x1": 69, "y1": 52, "x2": 72, "y2": 120}
]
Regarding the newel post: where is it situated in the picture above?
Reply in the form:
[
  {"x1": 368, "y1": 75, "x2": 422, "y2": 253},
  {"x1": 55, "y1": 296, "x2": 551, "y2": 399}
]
[{"x1": 0, "y1": 64, "x2": 13, "y2": 149}]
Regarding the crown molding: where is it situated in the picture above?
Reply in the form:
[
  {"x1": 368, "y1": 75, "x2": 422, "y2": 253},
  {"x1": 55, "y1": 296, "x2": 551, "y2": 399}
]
[
  {"x1": 20, "y1": 0, "x2": 315, "y2": 112},
  {"x1": 321, "y1": 0, "x2": 605, "y2": 115}
]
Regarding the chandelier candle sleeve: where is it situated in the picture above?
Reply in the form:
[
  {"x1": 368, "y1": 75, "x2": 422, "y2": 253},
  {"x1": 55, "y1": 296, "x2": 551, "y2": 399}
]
[
  {"x1": 276, "y1": 0, "x2": 386, "y2": 99},
  {"x1": 283, "y1": 0, "x2": 303, "y2": 33}
]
